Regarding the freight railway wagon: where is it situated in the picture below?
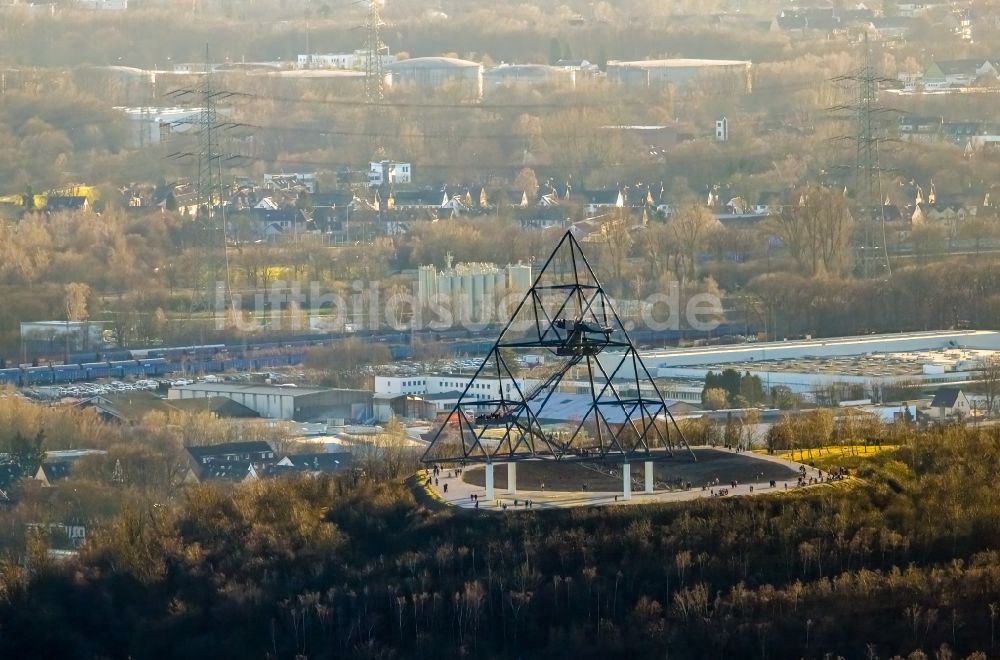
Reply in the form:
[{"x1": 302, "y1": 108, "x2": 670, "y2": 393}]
[
  {"x1": 0, "y1": 353, "x2": 309, "y2": 388},
  {"x1": 0, "y1": 358, "x2": 173, "y2": 387},
  {"x1": 174, "y1": 353, "x2": 306, "y2": 374}
]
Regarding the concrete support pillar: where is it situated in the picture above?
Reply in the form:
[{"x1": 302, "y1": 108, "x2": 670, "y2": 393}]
[
  {"x1": 644, "y1": 461, "x2": 654, "y2": 494},
  {"x1": 507, "y1": 462, "x2": 517, "y2": 495},
  {"x1": 622, "y1": 462, "x2": 632, "y2": 501},
  {"x1": 485, "y1": 463, "x2": 495, "y2": 500}
]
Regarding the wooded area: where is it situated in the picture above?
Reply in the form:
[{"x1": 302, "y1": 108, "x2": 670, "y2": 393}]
[{"x1": 0, "y1": 426, "x2": 999, "y2": 659}]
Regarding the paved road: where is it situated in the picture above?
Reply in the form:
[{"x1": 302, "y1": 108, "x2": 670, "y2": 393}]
[{"x1": 422, "y1": 446, "x2": 829, "y2": 511}]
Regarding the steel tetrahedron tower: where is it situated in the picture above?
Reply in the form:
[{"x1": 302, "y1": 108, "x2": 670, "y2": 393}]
[{"x1": 422, "y1": 230, "x2": 693, "y2": 464}]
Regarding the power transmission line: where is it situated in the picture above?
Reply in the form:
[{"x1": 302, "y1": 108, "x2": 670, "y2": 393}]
[
  {"x1": 830, "y1": 33, "x2": 894, "y2": 278},
  {"x1": 186, "y1": 47, "x2": 239, "y2": 329},
  {"x1": 196, "y1": 46, "x2": 222, "y2": 219},
  {"x1": 363, "y1": 0, "x2": 386, "y2": 107},
  {"x1": 162, "y1": 78, "x2": 826, "y2": 111}
]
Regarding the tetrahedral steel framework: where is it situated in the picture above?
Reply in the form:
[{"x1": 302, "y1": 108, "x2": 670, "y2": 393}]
[{"x1": 422, "y1": 230, "x2": 693, "y2": 464}]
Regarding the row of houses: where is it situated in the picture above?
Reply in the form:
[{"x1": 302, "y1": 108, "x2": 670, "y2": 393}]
[
  {"x1": 920, "y1": 58, "x2": 999, "y2": 88},
  {"x1": 772, "y1": 5, "x2": 970, "y2": 42},
  {"x1": 184, "y1": 441, "x2": 354, "y2": 483},
  {"x1": 109, "y1": 164, "x2": 1000, "y2": 248},
  {"x1": 158, "y1": 182, "x2": 998, "y2": 245},
  {"x1": 22, "y1": 441, "x2": 355, "y2": 489},
  {"x1": 898, "y1": 114, "x2": 1000, "y2": 150}
]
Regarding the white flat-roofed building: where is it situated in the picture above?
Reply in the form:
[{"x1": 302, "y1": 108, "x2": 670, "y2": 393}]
[
  {"x1": 594, "y1": 331, "x2": 1000, "y2": 394},
  {"x1": 296, "y1": 50, "x2": 396, "y2": 70},
  {"x1": 76, "y1": 0, "x2": 127, "y2": 9},
  {"x1": 485, "y1": 63, "x2": 576, "y2": 89},
  {"x1": 607, "y1": 58, "x2": 752, "y2": 93},
  {"x1": 116, "y1": 106, "x2": 236, "y2": 148},
  {"x1": 21, "y1": 321, "x2": 103, "y2": 354},
  {"x1": 369, "y1": 161, "x2": 412, "y2": 186},
  {"x1": 375, "y1": 374, "x2": 529, "y2": 403},
  {"x1": 387, "y1": 57, "x2": 483, "y2": 98}
]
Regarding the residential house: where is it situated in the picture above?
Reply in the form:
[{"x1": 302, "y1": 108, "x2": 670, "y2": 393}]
[
  {"x1": 190, "y1": 462, "x2": 259, "y2": 483},
  {"x1": 584, "y1": 189, "x2": 625, "y2": 215},
  {"x1": 898, "y1": 115, "x2": 944, "y2": 142},
  {"x1": 567, "y1": 218, "x2": 608, "y2": 242},
  {"x1": 0, "y1": 463, "x2": 21, "y2": 502},
  {"x1": 943, "y1": 121, "x2": 1000, "y2": 151},
  {"x1": 34, "y1": 461, "x2": 73, "y2": 486},
  {"x1": 272, "y1": 452, "x2": 354, "y2": 477},
  {"x1": 772, "y1": 10, "x2": 843, "y2": 35},
  {"x1": 911, "y1": 201, "x2": 972, "y2": 236},
  {"x1": 156, "y1": 181, "x2": 199, "y2": 216},
  {"x1": 186, "y1": 441, "x2": 275, "y2": 467},
  {"x1": 254, "y1": 196, "x2": 281, "y2": 210},
  {"x1": 923, "y1": 59, "x2": 997, "y2": 87},
  {"x1": 867, "y1": 16, "x2": 914, "y2": 42},
  {"x1": 392, "y1": 189, "x2": 448, "y2": 211},
  {"x1": 507, "y1": 189, "x2": 531, "y2": 208},
  {"x1": 184, "y1": 441, "x2": 277, "y2": 483},
  {"x1": 897, "y1": 3, "x2": 930, "y2": 18},
  {"x1": 517, "y1": 207, "x2": 570, "y2": 230},
  {"x1": 855, "y1": 403, "x2": 917, "y2": 424},
  {"x1": 710, "y1": 13, "x2": 774, "y2": 32},
  {"x1": 369, "y1": 161, "x2": 412, "y2": 187},
  {"x1": 45, "y1": 196, "x2": 89, "y2": 212},
  {"x1": 251, "y1": 207, "x2": 312, "y2": 240},
  {"x1": 26, "y1": 522, "x2": 87, "y2": 548},
  {"x1": 262, "y1": 172, "x2": 318, "y2": 194},
  {"x1": 927, "y1": 387, "x2": 972, "y2": 419}
]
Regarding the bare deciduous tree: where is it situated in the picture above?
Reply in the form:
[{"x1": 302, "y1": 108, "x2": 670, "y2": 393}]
[
  {"x1": 977, "y1": 355, "x2": 1000, "y2": 417},
  {"x1": 64, "y1": 282, "x2": 90, "y2": 322}
]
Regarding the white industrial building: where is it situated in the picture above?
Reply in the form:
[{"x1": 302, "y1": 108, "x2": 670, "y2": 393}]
[
  {"x1": 169, "y1": 384, "x2": 371, "y2": 422},
  {"x1": 484, "y1": 64, "x2": 576, "y2": 89},
  {"x1": 606, "y1": 58, "x2": 752, "y2": 92},
  {"x1": 373, "y1": 374, "x2": 530, "y2": 421},
  {"x1": 373, "y1": 372, "x2": 700, "y2": 420},
  {"x1": 417, "y1": 261, "x2": 533, "y2": 326},
  {"x1": 387, "y1": 57, "x2": 484, "y2": 98},
  {"x1": 296, "y1": 50, "x2": 396, "y2": 70},
  {"x1": 636, "y1": 331, "x2": 1000, "y2": 369},
  {"x1": 116, "y1": 106, "x2": 209, "y2": 148},
  {"x1": 76, "y1": 0, "x2": 127, "y2": 9},
  {"x1": 596, "y1": 330, "x2": 1000, "y2": 395},
  {"x1": 376, "y1": 374, "x2": 528, "y2": 403},
  {"x1": 21, "y1": 321, "x2": 103, "y2": 354}
]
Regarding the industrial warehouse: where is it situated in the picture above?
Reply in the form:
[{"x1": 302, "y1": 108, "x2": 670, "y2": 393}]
[{"x1": 168, "y1": 383, "x2": 372, "y2": 422}]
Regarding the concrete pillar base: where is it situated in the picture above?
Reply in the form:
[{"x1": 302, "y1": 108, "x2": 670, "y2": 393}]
[
  {"x1": 644, "y1": 461, "x2": 654, "y2": 494},
  {"x1": 485, "y1": 463, "x2": 495, "y2": 500},
  {"x1": 507, "y1": 462, "x2": 517, "y2": 495},
  {"x1": 622, "y1": 462, "x2": 632, "y2": 501}
]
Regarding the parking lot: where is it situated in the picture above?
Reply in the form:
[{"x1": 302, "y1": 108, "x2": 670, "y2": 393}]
[{"x1": 25, "y1": 379, "x2": 165, "y2": 400}]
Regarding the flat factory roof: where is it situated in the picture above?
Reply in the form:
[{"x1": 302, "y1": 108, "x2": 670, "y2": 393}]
[
  {"x1": 172, "y1": 383, "x2": 334, "y2": 396},
  {"x1": 637, "y1": 330, "x2": 1000, "y2": 366}
]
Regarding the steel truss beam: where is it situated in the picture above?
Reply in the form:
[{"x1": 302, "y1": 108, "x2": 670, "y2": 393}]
[{"x1": 422, "y1": 231, "x2": 694, "y2": 464}]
